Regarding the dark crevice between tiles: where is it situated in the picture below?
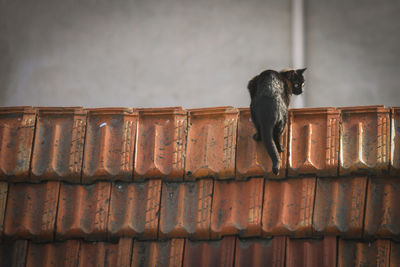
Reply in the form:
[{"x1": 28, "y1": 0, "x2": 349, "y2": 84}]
[
  {"x1": 259, "y1": 178, "x2": 266, "y2": 237},
  {"x1": 283, "y1": 236, "x2": 287, "y2": 267},
  {"x1": 232, "y1": 236, "x2": 238, "y2": 267},
  {"x1": 310, "y1": 177, "x2": 318, "y2": 239},
  {"x1": 156, "y1": 180, "x2": 163, "y2": 241},
  {"x1": 181, "y1": 238, "x2": 187, "y2": 267},
  {"x1": 1, "y1": 183, "x2": 9, "y2": 239},
  {"x1": 209, "y1": 179, "x2": 215, "y2": 240},
  {"x1": 53, "y1": 181, "x2": 62, "y2": 242},
  {"x1": 335, "y1": 236, "x2": 339, "y2": 267},
  {"x1": 28, "y1": 110, "x2": 38, "y2": 182},
  {"x1": 105, "y1": 181, "x2": 113, "y2": 242},
  {"x1": 361, "y1": 177, "x2": 370, "y2": 240},
  {"x1": 78, "y1": 113, "x2": 88, "y2": 184}
]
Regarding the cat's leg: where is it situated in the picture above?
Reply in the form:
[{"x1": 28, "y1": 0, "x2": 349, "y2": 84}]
[
  {"x1": 273, "y1": 121, "x2": 285, "y2": 153},
  {"x1": 250, "y1": 106, "x2": 261, "y2": 141},
  {"x1": 261, "y1": 124, "x2": 280, "y2": 175}
]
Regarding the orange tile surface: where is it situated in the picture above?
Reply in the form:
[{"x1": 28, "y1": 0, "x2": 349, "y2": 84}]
[
  {"x1": 185, "y1": 107, "x2": 238, "y2": 180},
  {"x1": 262, "y1": 177, "x2": 316, "y2": 237},
  {"x1": 56, "y1": 182, "x2": 111, "y2": 240},
  {"x1": 82, "y1": 108, "x2": 137, "y2": 183},
  {"x1": 364, "y1": 178, "x2": 400, "y2": 240},
  {"x1": 134, "y1": 107, "x2": 187, "y2": 181},
  {"x1": 108, "y1": 180, "x2": 161, "y2": 240},
  {"x1": 31, "y1": 107, "x2": 86, "y2": 182},
  {"x1": 235, "y1": 237, "x2": 286, "y2": 267},
  {"x1": 339, "y1": 106, "x2": 390, "y2": 175},
  {"x1": 183, "y1": 236, "x2": 236, "y2": 267},
  {"x1": 0, "y1": 107, "x2": 36, "y2": 181},
  {"x1": 79, "y1": 238, "x2": 132, "y2": 267},
  {"x1": 159, "y1": 179, "x2": 213, "y2": 239},
  {"x1": 236, "y1": 108, "x2": 288, "y2": 179},
  {"x1": 391, "y1": 107, "x2": 400, "y2": 175},
  {"x1": 338, "y1": 239, "x2": 391, "y2": 267},
  {"x1": 286, "y1": 236, "x2": 337, "y2": 267},
  {"x1": 4, "y1": 182, "x2": 60, "y2": 241},
  {"x1": 131, "y1": 239, "x2": 184, "y2": 267},
  {"x1": 211, "y1": 178, "x2": 264, "y2": 238},
  {"x1": 26, "y1": 240, "x2": 80, "y2": 267},
  {"x1": 313, "y1": 177, "x2": 367, "y2": 238},
  {"x1": 288, "y1": 108, "x2": 339, "y2": 177}
]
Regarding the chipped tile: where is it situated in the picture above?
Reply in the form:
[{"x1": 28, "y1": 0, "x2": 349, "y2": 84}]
[
  {"x1": 79, "y1": 238, "x2": 132, "y2": 267},
  {"x1": 262, "y1": 178, "x2": 316, "y2": 237},
  {"x1": 185, "y1": 107, "x2": 238, "y2": 180},
  {"x1": 26, "y1": 240, "x2": 80, "y2": 267},
  {"x1": 4, "y1": 182, "x2": 60, "y2": 241},
  {"x1": 364, "y1": 177, "x2": 400, "y2": 240},
  {"x1": 235, "y1": 237, "x2": 286, "y2": 267},
  {"x1": 134, "y1": 107, "x2": 187, "y2": 181},
  {"x1": 286, "y1": 236, "x2": 337, "y2": 267},
  {"x1": 391, "y1": 107, "x2": 400, "y2": 175},
  {"x1": 0, "y1": 182, "x2": 8, "y2": 237},
  {"x1": 338, "y1": 239, "x2": 390, "y2": 267},
  {"x1": 0, "y1": 240, "x2": 28, "y2": 267},
  {"x1": 132, "y1": 238, "x2": 184, "y2": 267},
  {"x1": 31, "y1": 107, "x2": 86, "y2": 183},
  {"x1": 159, "y1": 179, "x2": 213, "y2": 239},
  {"x1": 340, "y1": 106, "x2": 390, "y2": 176},
  {"x1": 288, "y1": 108, "x2": 339, "y2": 177},
  {"x1": 313, "y1": 177, "x2": 367, "y2": 238},
  {"x1": 236, "y1": 108, "x2": 288, "y2": 179},
  {"x1": 82, "y1": 108, "x2": 137, "y2": 183},
  {"x1": 56, "y1": 182, "x2": 111, "y2": 241},
  {"x1": 0, "y1": 107, "x2": 36, "y2": 181},
  {"x1": 108, "y1": 180, "x2": 161, "y2": 240},
  {"x1": 183, "y1": 236, "x2": 235, "y2": 267},
  {"x1": 211, "y1": 178, "x2": 264, "y2": 238}
]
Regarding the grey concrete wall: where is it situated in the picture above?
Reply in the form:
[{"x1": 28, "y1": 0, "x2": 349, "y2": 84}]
[
  {"x1": 306, "y1": 0, "x2": 400, "y2": 107},
  {"x1": 0, "y1": 0, "x2": 291, "y2": 108}
]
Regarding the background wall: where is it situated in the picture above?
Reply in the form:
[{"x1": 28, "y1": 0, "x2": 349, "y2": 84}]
[{"x1": 0, "y1": 0, "x2": 399, "y2": 108}]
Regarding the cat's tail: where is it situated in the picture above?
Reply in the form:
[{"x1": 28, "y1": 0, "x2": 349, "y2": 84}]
[{"x1": 261, "y1": 125, "x2": 280, "y2": 175}]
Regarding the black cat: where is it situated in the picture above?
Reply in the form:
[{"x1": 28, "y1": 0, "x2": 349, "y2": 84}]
[{"x1": 247, "y1": 68, "x2": 306, "y2": 175}]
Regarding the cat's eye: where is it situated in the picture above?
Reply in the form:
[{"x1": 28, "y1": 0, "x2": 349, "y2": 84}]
[{"x1": 294, "y1": 83, "x2": 299, "y2": 88}]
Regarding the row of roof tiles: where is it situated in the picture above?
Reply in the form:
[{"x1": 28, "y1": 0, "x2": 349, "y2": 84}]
[
  {"x1": 1, "y1": 237, "x2": 399, "y2": 267},
  {"x1": 0, "y1": 105, "x2": 399, "y2": 183},
  {"x1": 1, "y1": 176, "x2": 399, "y2": 242}
]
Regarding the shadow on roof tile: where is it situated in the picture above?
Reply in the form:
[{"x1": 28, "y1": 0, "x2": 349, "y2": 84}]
[
  {"x1": 236, "y1": 108, "x2": 287, "y2": 179},
  {"x1": 31, "y1": 107, "x2": 86, "y2": 183},
  {"x1": 0, "y1": 107, "x2": 36, "y2": 182},
  {"x1": 288, "y1": 107, "x2": 339, "y2": 177},
  {"x1": 185, "y1": 107, "x2": 238, "y2": 180},
  {"x1": 82, "y1": 108, "x2": 137, "y2": 183},
  {"x1": 27, "y1": 240, "x2": 80, "y2": 267},
  {"x1": 0, "y1": 240, "x2": 28, "y2": 267},
  {"x1": 134, "y1": 107, "x2": 187, "y2": 181}
]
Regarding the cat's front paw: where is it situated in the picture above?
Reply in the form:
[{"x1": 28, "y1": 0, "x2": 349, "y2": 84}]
[
  {"x1": 272, "y1": 167, "x2": 280, "y2": 175},
  {"x1": 253, "y1": 133, "x2": 261, "y2": 141}
]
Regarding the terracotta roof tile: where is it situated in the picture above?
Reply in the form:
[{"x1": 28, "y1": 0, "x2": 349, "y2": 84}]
[
  {"x1": 4, "y1": 181, "x2": 60, "y2": 241},
  {"x1": 211, "y1": 178, "x2": 264, "y2": 238},
  {"x1": 0, "y1": 240, "x2": 28, "y2": 267},
  {"x1": 288, "y1": 108, "x2": 339, "y2": 177},
  {"x1": 235, "y1": 237, "x2": 286, "y2": 267},
  {"x1": 262, "y1": 177, "x2": 316, "y2": 237},
  {"x1": 313, "y1": 176, "x2": 367, "y2": 238},
  {"x1": 236, "y1": 108, "x2": 288, "y2": 179},
  {"x1": 391, "y1": 107, "x2": 400, "y2": 175},
  {"x1": 56, "y1": 182, "x2": 111, "y2": 241},
  {"x1": 107, "y1": 180, "x2": 161, "y2": 240},
  {"x1": 391, "y1": 241, "x2": 400, "y2": 267},
  {"x1": 159, "y1": 179, "x2": 213, "y2": 239},
  {"x1": 79, "y1": 238, "x2": 132, "y2": 267},
  {"x1": 132, "y1": 238, "x2": 184, "y2": 267},
  {"x1": 286, "y1": 236, "x2": 337, "y2": 267},
  {"x1": 0, "y1": 182, "x2": 7, "y2": 237},
  {"x1": 31, "y1": 107, "x2": 86, "y2": 183},
  {"x1": 26, "y1": 240, "x2": 80, "y2": 267},
  {"x1": 134, "y1": 107, "x2": 187, "y2": 181},
  {"x1": 185, "y1": 107, "x2": 238, "y2": 180},
  {"x1": 339, "y1": 105, "x2": 390, "y2": 176},
  {"x1": 82, "y1": 108, "x2": 137, "y2": 183},
  {"x1": 338, "y1": 239, "x2": 391, "y2": 267},
  {"x1": 183, "y1": 236, "x2": 236, "y2": 267},
  {"x1": 0, "y1": 107, "x2": 36, "y2": 181},
  {"x1": 364, "y1": 177, "x2": 400, "y2": 240}
]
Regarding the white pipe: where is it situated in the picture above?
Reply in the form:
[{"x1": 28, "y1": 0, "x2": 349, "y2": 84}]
[{"x1": 290, "y1": 0, "x2": 306, "y2": 108}]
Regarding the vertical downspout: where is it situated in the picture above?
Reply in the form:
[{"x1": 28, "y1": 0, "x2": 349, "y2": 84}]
[{"x1": 290, "y1": 0, "x2": 306, "y2": 108}]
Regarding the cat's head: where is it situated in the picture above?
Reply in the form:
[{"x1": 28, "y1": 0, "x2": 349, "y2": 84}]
[{"x1": 280, "y1": 68, "x2": 306, "y2": 95}]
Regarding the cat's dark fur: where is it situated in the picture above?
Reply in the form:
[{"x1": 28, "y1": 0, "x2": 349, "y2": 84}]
[{"x1": 247, "y1": 68, "x2": 306, "y2": 175}]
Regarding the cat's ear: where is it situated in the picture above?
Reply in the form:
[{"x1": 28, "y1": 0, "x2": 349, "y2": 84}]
[
  {"x1": 280, "y1": 69, "x2": 295, "y2": 77},
  {"x1": 297, "y1": 68, "x2": 307, "y2": 75}
]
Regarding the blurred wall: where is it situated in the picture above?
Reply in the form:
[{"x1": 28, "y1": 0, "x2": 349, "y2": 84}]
[
  {"x1": 0, "y1": 0, "x2": 399, "y2": 108},
  {"x1": 0, "y1": 0, "x2": 291, "y2": 108}
]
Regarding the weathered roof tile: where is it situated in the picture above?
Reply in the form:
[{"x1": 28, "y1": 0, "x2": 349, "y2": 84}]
[
  {"x1": 391, "y1": 107, "x2": 400, "y2": 175},
  {"x1": 26, "y1": 240, "x2": 80, "y2": 267},
  {"x1": 0, "y1": 240, "x2": 28, "y2": 267}
]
